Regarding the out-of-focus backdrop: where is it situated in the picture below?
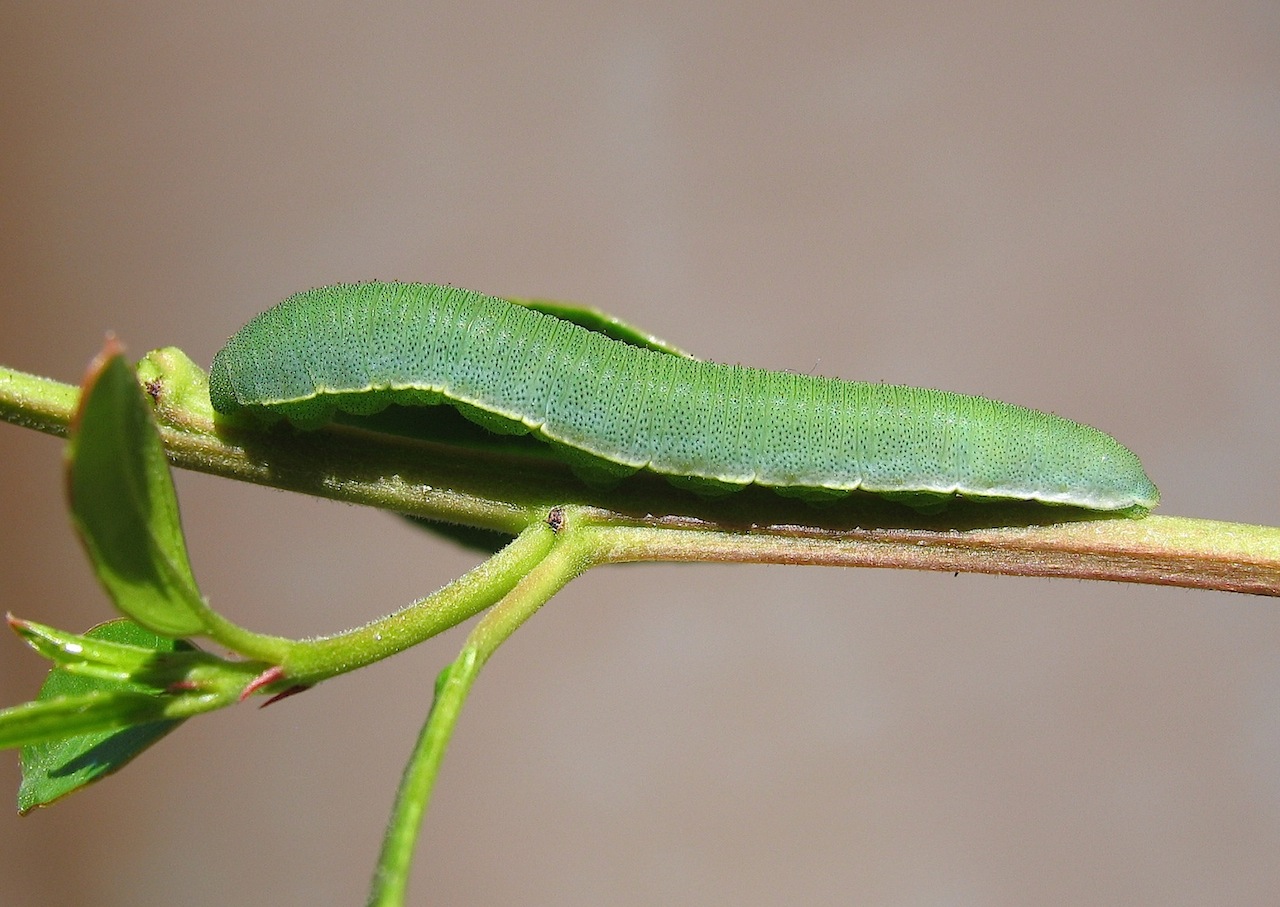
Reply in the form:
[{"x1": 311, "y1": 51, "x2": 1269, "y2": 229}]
[{"x1": 2, "y1": 5, "x2": 1278, "y2": 905}]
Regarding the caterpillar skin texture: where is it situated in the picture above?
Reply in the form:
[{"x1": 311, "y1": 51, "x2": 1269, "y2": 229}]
[{"x1": 208, "y1": 282, "x2": 1159, "y2": 512}]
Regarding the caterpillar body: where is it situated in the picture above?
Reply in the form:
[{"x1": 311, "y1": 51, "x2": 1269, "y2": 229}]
[{"x1": 208, "y1": 282, "x2": 1158, "y2": 513}]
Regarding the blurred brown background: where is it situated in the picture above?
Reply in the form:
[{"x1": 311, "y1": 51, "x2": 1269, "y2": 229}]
[{"x1": 2, "y1": 4, "x2": 1278, "y2": 905}]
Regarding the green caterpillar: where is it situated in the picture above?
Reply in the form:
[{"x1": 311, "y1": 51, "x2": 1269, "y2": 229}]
[{"x1": 208, "y1": 282, "x2": 1158, "y2": 512}]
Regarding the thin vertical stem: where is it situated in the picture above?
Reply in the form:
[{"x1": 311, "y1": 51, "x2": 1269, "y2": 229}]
[{"x1": 366, "y1": 529, "x2": 593, "y2": 907}]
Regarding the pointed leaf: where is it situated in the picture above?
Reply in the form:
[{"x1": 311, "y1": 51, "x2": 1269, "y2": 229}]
[
  {"x1": 1, "y1": 691, "x2": 169, "y2": 749},
  {"x1": 17, "y1": 620, "x2": 192, "y2": 812},
  {"x1": 503, "y1": 296, "x2": 694, "y2": 358},
  {"x1": 66, "y1": 340, "x2": 211, "y2": 637},
  {"x1": 9, "y1": 614, "x2": 204, "y2": 685}
]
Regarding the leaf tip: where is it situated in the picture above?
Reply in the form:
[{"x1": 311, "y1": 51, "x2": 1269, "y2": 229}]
[
  {"x1": 79, "y1": 334, "x2": 127, "y2": 392},
  {"x1": 6, "y1": 614, "x2": 35, "y2": 644}
]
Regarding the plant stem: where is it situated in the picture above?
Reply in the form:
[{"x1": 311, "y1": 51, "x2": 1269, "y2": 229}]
[
  {"x1": 583, "y1": 515, "x2": 1280, "y2": 596},
  {"x1": 0, "y1": 364, "x2": 78, "y2": 436},
  {"x1": 367, "y1": 523, "x2": 595, "y2": 907},
  {"x1": 281, "y1": 518, "x2": 562, "y2": 684}
]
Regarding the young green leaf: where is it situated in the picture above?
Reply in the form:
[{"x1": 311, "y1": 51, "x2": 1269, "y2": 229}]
[
  {"x1": 503, "y1": 295, "x2": 693, "y2": 358},
  {"x1": 10, "y1": 614, "x2": 207, "y2": 685},
  {"x1": 66, "y1": 339, "x2": 214, "y2": 637},
  {"x1": 15, "y1": 620, "x2": 192, "y2": 812}
]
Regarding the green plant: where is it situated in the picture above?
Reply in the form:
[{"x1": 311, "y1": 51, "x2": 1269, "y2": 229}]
[{"x1": 2, "y1": 298, "x2": 1277, "y2": 906}]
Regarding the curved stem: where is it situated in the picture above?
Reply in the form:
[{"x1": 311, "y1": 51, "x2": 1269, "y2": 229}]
[
  {"x1": 367, "y1": 523, "x2": 595, "y2": 907},
  {"x1": 282, "y1": 518, "x2": 562, "y2": 684}
]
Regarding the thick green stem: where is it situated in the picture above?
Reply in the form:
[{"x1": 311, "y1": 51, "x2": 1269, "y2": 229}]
[{"x1": 0, "y1": 364, "x2": 78, "y2": 437}]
